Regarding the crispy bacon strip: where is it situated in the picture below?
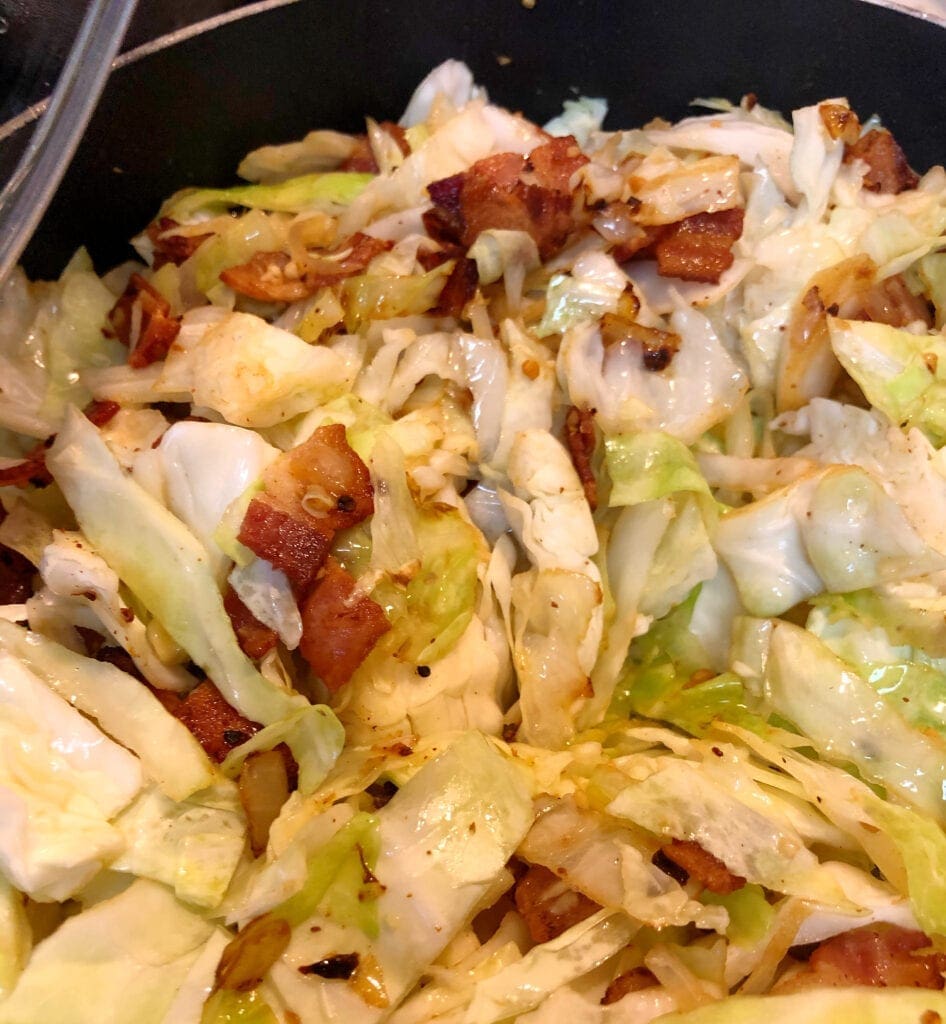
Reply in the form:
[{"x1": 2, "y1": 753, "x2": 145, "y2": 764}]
[
  {"x1": 298, "y1": 557, "x2": 390, "y2": 691},
  {"x1": 651, "y1": 207, "x2": 744, "y2": 284},
  {"x1": 105, "y1": 272, "x2": 181, "y2": 368},
  {"x1": 238, "y1": 497, "x2": 333, "y2": 597},
  {"x1": 779, "y1": 925, "x2": 946, "y2": 992},
  {"x1": 264, "y1": 423, "x2": 374, "y2": 534},
  {"x1": 147, "y1": 217, "x2": 213, "y2": 269},
  {"x1": 220, "y1": 233, "x2": 392, "y2": 302},
  {"x1": 601, "y1": 968, "x2": 658, "y2": 1006},
  {"x1": 564, "y1": 406, "x2": 598, "y2": 511},
  {"x1": 224, "y1": 585, "x2": 279, "y2": 660},
  {"x1": 425, "y1": 136, "x2": 587, "y2": 260},
  {"x1": 845, "y1": 129, "x2": 919, "y2": 194},
  {"x1": 169, "y1": 679, "x2": 261, "y2": 763},
  {"x1": 659, "y1": 839, "x2": 746, "y2": 895},
  {"x1": 514, "y1": 864, "x2": 601, "y2": 944}
]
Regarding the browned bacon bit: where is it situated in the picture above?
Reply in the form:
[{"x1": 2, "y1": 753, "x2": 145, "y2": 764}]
[
  {"x1": 845, "y1": 129, "x2": 919, "y2": 194},
  {"x1": 339, "y1": 121, "x2": 410, "y2": 173},
  {"x1": 169, "y1": 679, "x2": 261, "y2": 763},
  {"x1": 599, "y1": 312, "x2": 681, "y2": 372},
  {"x1": 105, "y1": 272, "x2": 181, "y2": 368},
  {"x1": 525, "y1": 135, "x2": 589, "y2": 193},
  {"x1": 83, "y1": 399, "x2": 121, "y2": 428},
  {"x1": 859, "y1": 272, "x2": 933, "y2": 328},
  {"x1": 223, "y1": 585, "x2": 279, "y2": 660},
  {"x1": 221, "y1": 233, "x2": 393, "y2": 302},
  {"x1": 0, "y1": 442, "x2": 53, "y2": 489},
  {"x1": 780, "y1": 925, "x2": 946, "y2": 992},
  {"x1": 659, "y1": 838, "x2": 746, "y2": 894},
  {"x1": 424, "y1": 139, "x2": 585, "y2": 260},
  {"x1": 0, "y1": 508, "x2": 35, "y2": 604},
  {"x1": 601, "y1": 968, "x2": 658, "y2": 1005},
  {"x1": 564, "y1": 406, "x2": 598, "y2": 511},
  {"x1": 146, "y1": 217, "x2": 213, "y2": 270},
  {"x1": 435, "y1": 257, "x2": 479, "y2": 317},
  {"x1": 265, "y1": 424, "x2": 374, "y2": 534},
  {"x1": 819, "y1": 103, "x2": 861, "y2": 145},
  {"x1": 652, "y1": 207, "x2": 745, "y2": 284},
  {"x1": 513, "y1": 863, "x2": 601, "y2": 943},
  {"x1": 238, "y1": 496, "x2": 333, "y2": 596},
  {"x1": 298, "y1": 557, "x2": 390, "y2": 692}
]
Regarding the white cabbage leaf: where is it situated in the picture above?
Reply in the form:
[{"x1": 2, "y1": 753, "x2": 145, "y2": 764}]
[
  {"x1": 0, "y1": 880, "x2": 220, "y2": 1024},
  {"x1": 0, "y1": 653, "x2": 142, "y2": 901}
]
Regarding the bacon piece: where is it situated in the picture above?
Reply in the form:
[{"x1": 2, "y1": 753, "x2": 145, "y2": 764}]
[
  {"x1": 105, "y1": 272, "x2": 181, "y2": 368},
  {"x1": 601, "y1": 968, "x2": 658, "y2": 1005},
  {"x1": 435, "y1": 257, "x2": 479, "y2": 317},
  {"x1": 425, "y1": 138, "x2": 585, "y2": 260},
  {"x1": 238, "y1": 496, "x2": 332, "y2": 597},
  {"x1": 659, "y1": 839, "x2": 746, "y2": 894},
  {"x1": 298, "y1": 557, "x2": 390, "y2": 691},
  {"x1": 339, "y1": 121, "x2": 410, "y2": 173},
  {"x1": 781, "y1": 925, "x2": 946, "y2": 992},
  {"x1": 526, "y1": 135, "x2": 589, "y2": 193},
  {"x1": 221, "y1": 233, "x2": 392, "y2": 302},
  {"x1": 83, "y1": 399, "x2": 121, "y2": 428},
  {"x1": 224, "y1": 585, "x2": 279, "y2": 660},
  {"x1": 845, "y1": 129, "x2": 919, "y2": 194},
  {"x1": 170, "y1": 679, "x2": 261, "y2": 763},
  {"x1": 513, "y1": 864, "x2": 601, "y2": 944},
  {"x1": 0, "y1": 443, "x2": 52, "y2": 489},
  {"x1": 147, "y1": 217, "x2": 213, "y2": 269},
  {"x1": 652, "y1": 207, "x2": 744, "y2": 284},
  {"x1": 0, "y1": 508, "x2": 34, "y2": 604},
  {"x1": 564, "y1": 406, "x2": 598, "y2": 511},
  {"x1": 264, "y1": 424, "x2": 374, "y2": 534}
]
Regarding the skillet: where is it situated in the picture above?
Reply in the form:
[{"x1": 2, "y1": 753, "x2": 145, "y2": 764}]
[{"x1": 1, "y1": 0, "x2": 944, "y2": 279}]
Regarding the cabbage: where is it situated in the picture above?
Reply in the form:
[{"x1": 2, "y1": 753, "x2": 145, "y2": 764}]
[
  {"x1": 228, "y1": 559, "x2": 301, "y2": 649},
  {"x1": 626, "y1": 150, "x2": 742, "y2": 226},
  {"x1": 46, "y1": 409, "x2": 344, "y2": 793},
  {"x1": 464, "y1": 910, "x2": 636, "y2": 1023},
  {"x1": 266, "y1": 733, "x2": 533, "y2": 1020},
  {"x1": 656, "y1": 989, "x2": 946, "y2": 1024},
  {"x1": 111, "y1": 781, "x2": 246, "y2": 909},
  {"x1": 763, "y1": 621, "x2": 946, "y2": 820},
  {"x1": 163, "y1": 171, "x2": 373, "y2": 220},
  {"x1": 828, "y1": 316, "x2": 946, "y2": 446},
  {"x1": 0, "y1": 876, "x2": 29, "y2": 1001},
  {"x1": 714, "y1": 466, "x2": 944, "y2": 616},
  {"x1": 0, "y1": 619, "x2": 213, "y2": 801},
  {"x1": 199, "y1": 990, "x2": 278, "y2": 1024},
  {"x1": 558, "y1": 305, "x2": 747, "y2": 442},
  {"x1": 536, "y1": 252, "x2": 629, "y2": 338},
  {"x1": 544, "y1": 96, "x2": 608, "y2": 147},
  {"x1": 605, "y1": 431, "x2": 712, "y2": 507},
  {"x1": 157, "y1": 310, "x2": 359, "y2": 427},
  {"x1": 155, "y1": 420, "x2": 281, "y2": 579},
  {"x1": 399, "y1": 58, "x2": 484, "y2": 127},
  {"x1": 38, "y1": 529, "x2": 197, "y2": 693},
  {"x1": 0, "y1": 652, "x2": 142, "y2": 900},
  {"x1": 789, "y1": 101, "x2": 846, "y2": 223},
  {"x1": 0, "y1": 255, "x2": 123, "y2": 439},
  {"x1": 0, "y1": 880, "x2": 218, "y2": 1024}
]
